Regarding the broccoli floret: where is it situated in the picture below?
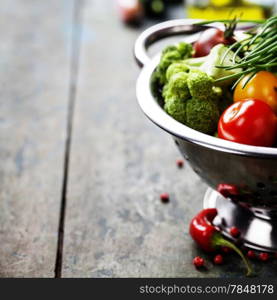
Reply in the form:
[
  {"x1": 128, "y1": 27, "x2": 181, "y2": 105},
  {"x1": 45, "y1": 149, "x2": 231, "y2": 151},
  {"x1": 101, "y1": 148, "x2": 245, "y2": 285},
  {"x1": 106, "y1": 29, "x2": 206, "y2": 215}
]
[
  {"x1": 161, "y1": 45, "x2": 178, "y2": 55},
  {"x1": 159, "y1": 51, "x2": 182, "y2": 73},
  {"x1": 176, "y1": 42, "x2": 193, "y2": 59},
  {"x1": 186, "y1": 97, "x2": 220, "y2": 134},
  {"x1": 161, "y1": 42, "x2": 193, "y2": 58},
  {"x1": 154, "y1": 42, "x2": 194, "y2": 85},
  {"x1": 155, "y1": 50, "x2": 182, "y2": 85},
  {"x1": 166, "y1": 62, "x2": 189, "y2": 81},
  {"x1": 163, "y1": 72, "x2": 190, "y2": 101},
  {"x1": 164, "y1": 97, "x2": 187, "y2": 124},
  {"x1": 187, "y1": 70, "x2": 214, "y2": 100},
  {"x1": 158, "y1": 43, "x2": 223, "y2": 135},
  {"x1": 164, "y1": 96, "x2": 220, "y2": 134}
]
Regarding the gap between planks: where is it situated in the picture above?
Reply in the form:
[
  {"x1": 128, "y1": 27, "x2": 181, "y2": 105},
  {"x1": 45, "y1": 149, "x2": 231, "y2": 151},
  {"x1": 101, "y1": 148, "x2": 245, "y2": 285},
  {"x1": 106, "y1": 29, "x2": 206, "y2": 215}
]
[{"x1": 54, "y1": 0, "x2": 83, "y2": 278}]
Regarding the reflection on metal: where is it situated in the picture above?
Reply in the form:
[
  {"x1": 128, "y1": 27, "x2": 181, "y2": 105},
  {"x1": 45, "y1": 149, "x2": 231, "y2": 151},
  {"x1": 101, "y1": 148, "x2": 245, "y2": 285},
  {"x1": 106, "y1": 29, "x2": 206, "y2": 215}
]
[{"x1": 204, "y1": 188, "x2": 277, "y2": 252}]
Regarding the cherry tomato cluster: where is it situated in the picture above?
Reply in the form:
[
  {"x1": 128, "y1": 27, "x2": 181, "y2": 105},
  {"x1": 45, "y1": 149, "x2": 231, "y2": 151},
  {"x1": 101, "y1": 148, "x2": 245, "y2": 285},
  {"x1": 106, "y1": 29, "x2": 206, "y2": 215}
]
[
  {"x1": 192, "y1": 27, "x2": 277, "y2": 147},
  {"x1": 218, "y1": 71, "x2": 277, "y2": 147}
]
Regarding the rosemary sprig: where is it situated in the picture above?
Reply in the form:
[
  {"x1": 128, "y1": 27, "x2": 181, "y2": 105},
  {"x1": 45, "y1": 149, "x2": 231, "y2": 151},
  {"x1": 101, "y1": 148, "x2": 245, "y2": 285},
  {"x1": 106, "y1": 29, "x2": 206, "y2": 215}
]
[{"x1": 206, "y1": 16, "x2": 277, "y2": 86}]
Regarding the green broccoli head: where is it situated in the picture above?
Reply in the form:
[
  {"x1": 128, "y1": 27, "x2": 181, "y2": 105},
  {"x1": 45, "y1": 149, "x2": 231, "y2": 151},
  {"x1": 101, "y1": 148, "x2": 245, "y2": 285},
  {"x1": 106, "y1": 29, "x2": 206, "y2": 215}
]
[
  {"x1": 186, "y1": 97, "x2": 220, "y2": 134},
  {"x1": 161, "y1": 45, "x2": 178, "y2": 55},
  {"x1": 156, "y1": 50, "x2": 182, "y2": 85},
  {"x1": 166, "y1": 62, "x2": 189, "y2": 81},
  {"x1": 163, "y1": 72, "x2": 190, "y2": 101},
  {"x1": 176, "y1": 42, "x2": 193, "y2": 59},
  {"x1": 187, "y1": 70, "x2": 214, "y2": 100},
  {"x1": 161, "y1": 42, "x2": 193, "y2": 59},
  {"x1": 164, "y1": 97, "x2": 187, "y2": 124},
  {"x1": 154, "y1": 42, "x2": 194, "y2": 85},
  {"x1": 159, "y1": 50, "x2": 182, "y2": 72}
]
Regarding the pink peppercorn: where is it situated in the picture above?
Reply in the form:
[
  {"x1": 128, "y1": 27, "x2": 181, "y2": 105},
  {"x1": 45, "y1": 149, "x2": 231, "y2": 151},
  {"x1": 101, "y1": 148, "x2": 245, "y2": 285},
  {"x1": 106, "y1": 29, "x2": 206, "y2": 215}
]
[
  {"x1": 247, "y1": 250, "x2": 256, "y2": 259},
  {"x1": 259, "y1": 252, "x2": 269, "y2": 262},
  {"x1": 193, "y1": 256, "x2": 204, "y2": 268},
  {"x1": 160, "y1": 193, "x2": 170, "y2": 203},
  {"x1": 230, "y1": 226, "x2": 240, "y2": 238},
  {"x1": 214, "y1": 254, "x2": 223, "y2": 265},
  {"x1": 222, "y1": 246, "x2": 231, "y2": 253},
  {"x1": 176, "y1": 159, "x2": 184, "y2": 168}
]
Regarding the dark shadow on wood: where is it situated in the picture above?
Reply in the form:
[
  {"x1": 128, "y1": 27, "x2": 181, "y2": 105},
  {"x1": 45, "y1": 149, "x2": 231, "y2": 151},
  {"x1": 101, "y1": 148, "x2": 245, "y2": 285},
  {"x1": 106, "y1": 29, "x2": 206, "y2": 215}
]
[{"x1": 54, "y1": 0, "x2": 84, "y2": 278}]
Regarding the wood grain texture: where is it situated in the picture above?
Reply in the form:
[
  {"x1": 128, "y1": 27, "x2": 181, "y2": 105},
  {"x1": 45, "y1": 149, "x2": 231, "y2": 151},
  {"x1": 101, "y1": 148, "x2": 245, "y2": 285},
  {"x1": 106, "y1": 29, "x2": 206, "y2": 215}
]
[
  {"x1": 62, "y1": 0, "x2": 210, "y2": 278},
  {"x1": 0, "y1": 0, "x2": 74, "y2": 277}
]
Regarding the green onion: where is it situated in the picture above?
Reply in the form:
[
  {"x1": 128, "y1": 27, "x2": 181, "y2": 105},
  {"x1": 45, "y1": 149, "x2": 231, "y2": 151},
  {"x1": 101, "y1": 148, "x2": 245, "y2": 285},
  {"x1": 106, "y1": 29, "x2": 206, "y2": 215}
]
[{"x1": 211, "y1": 16, "x2": 277, "y2": 85}]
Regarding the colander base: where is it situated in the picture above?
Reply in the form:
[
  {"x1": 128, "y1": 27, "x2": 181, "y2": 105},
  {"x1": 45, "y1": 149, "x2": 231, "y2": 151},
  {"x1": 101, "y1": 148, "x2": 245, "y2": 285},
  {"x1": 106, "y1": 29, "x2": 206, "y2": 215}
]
[{"x1": 203, "y1": 188, "x2": 277, "y2": 253}]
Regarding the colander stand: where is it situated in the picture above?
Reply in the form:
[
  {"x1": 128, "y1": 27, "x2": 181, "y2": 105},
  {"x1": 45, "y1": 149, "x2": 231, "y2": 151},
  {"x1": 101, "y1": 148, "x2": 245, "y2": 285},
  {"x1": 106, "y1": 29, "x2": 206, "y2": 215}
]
[{"x1": 204, "y1": 188, "x2": 277, "y2": 252}]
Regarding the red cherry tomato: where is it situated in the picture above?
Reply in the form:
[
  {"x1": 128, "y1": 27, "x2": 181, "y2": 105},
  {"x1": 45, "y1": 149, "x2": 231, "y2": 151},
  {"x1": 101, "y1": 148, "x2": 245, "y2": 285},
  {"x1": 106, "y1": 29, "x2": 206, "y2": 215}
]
[
  {"x1": 193, "y1": 28, "x2": 235, "y2": 57},
  {"x1": 218, "y1": 99, "x2": 277, "y2": 147}
]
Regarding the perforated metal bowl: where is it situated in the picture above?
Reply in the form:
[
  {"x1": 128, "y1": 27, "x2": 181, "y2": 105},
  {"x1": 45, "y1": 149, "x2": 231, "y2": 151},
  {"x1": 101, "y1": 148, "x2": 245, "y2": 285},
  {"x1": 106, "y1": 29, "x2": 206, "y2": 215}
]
[{"x1": 135, "y1": 20, "x2": 277, "y2": 252}]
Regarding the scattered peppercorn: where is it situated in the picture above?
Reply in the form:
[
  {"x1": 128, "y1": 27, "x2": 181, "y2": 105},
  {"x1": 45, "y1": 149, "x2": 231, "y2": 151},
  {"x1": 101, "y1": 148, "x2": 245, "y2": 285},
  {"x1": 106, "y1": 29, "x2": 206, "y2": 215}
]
[
  {"x1": 230, "y1": 226, "x2": 240, "y2": 238},
  {"x1": 222, "y1": 246, "x2": 231, "y2": 253},
  {"x1": 214, "y1": 254, "x2": 224, "y2": 265},
  {"x1": 217, "y1": 183, "x2": 239, "y2": 198},
  {"x1": 160, "y1": 193, "x2": 170, "y2": 203},
  {"x1": 247, "y1": 250, "x2": 256, "y2": 259},
  {"x1": 193, "y1": 256, "x2": 204, "y2": 268},
  {"x1": 259, "y1": 252, "x2": 269, "y2": 262},
  {"x1": 190, "y1": 208, "x2": 252, "y2": 276},
  {"x1": 176, "y1": 159, "x2": 184, "y2": 168}
]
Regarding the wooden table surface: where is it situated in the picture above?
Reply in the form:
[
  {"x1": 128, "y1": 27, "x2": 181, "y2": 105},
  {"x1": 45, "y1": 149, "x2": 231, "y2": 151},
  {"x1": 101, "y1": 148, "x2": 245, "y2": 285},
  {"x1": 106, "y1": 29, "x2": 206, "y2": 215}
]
[{"x1": 1, "y1": 0, "x2": 277, "y2": 278}]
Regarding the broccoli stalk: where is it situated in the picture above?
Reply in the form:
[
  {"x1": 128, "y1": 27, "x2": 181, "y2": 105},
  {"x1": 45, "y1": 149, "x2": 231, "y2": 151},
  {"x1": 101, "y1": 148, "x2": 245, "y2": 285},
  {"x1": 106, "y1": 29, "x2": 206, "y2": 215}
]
[
  {"x1": 181, "y1": 44, "x2": 242, "y2": 86},
  {"x1": 199, "y1": 44, "x2": 242, "y2": 85}
]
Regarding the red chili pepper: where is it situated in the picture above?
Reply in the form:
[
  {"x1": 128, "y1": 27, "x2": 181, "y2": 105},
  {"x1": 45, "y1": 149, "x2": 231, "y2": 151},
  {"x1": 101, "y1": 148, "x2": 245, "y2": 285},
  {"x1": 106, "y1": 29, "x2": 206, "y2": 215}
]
[
  {"x1": 217, "y1": 184, "x2": 239, "y2": 198},
  {"x1": 189, "y1": 208, "x2": 252, "y2": 276}
]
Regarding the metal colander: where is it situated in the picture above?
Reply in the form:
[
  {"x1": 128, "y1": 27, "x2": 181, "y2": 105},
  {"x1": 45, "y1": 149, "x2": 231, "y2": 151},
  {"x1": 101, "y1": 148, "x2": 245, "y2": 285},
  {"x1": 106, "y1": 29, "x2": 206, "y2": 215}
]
[{"x1": 135, "y1": 20, "x2": 277, "y2": 252}]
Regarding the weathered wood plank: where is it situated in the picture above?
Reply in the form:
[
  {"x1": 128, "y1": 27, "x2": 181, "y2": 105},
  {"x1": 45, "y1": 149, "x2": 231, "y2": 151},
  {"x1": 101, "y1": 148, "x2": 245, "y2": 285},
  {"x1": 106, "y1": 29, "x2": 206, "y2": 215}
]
[
  {"x1": 62, "y1": 1, "x2": 209, "y2": 278},
  {"x1": 63, "y1": 1, "x2": 277, "y2": 277},
  {"x1": 0, "y1": 0, "x2": 74, "y2": 277}
]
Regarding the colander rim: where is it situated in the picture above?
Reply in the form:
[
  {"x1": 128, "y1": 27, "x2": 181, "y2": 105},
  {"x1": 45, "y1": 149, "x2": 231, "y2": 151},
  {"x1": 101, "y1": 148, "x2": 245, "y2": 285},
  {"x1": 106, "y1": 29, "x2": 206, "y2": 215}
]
[{"x1": 136, "y1": 55, "x2": 277, "y2": 158}]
